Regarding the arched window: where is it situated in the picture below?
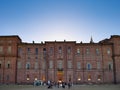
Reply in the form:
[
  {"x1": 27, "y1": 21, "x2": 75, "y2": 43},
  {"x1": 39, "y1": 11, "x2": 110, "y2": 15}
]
[
  {"x1": 35, "y1": 48, "x2": 38, "y2": 55},
  {"x1": 59, "y1": 47, "x2": 62, "y2": 54},
  {"x1": 96, "y1": 48, "x2": 100, "y2": 55},
  {"x1": 26, "y1": 62, "x2": 30, "y2": 69},
  {"x1": 43, "y1": 48, "x2": 46, "y2": 55},
  {"x1": 17, "y1": 62, "x2": 21, "y2": 69},
  {"x1": 6, "y1": 61, "x2": 10, "y2": 69},
  {"x1": 108, "y1": 63, "x2": 113, "y2": 71},
  {"x1": 77, "y1": 48, "x2": 80, "y2": 54},
  {"x1": 87, "y1": 63, "x2": 92, "y2": 70},
  {"x1": 68, "y1": 47, "x2": 71, "y2": 54}
]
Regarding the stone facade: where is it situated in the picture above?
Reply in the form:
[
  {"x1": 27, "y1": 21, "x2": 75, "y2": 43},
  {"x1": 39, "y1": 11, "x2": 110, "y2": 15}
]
[{"x1": 0, "y1": 35, "x2": 120, "y2": 84}]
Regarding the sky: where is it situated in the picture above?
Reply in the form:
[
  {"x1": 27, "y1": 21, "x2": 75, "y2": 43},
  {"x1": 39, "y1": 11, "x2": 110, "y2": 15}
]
[{"x1": 0, "y1": 0, "x2": 120, "y2": 43}]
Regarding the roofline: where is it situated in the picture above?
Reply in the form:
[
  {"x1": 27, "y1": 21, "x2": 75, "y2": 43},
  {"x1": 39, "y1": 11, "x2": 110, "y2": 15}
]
[{"x1": 0, "y1": 35, "x2": 21, "y2": 41}]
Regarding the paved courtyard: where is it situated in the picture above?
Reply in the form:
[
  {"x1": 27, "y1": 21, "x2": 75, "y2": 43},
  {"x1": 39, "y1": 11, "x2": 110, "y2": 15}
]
[{"x1": 0, "y1": 84, "x2": 120, "y2": 90}]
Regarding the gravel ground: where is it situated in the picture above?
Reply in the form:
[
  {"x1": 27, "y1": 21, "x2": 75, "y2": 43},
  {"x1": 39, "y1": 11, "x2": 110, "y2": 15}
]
[{"x1": 0, "y1": 84, "x2": 120, "y2": 90}]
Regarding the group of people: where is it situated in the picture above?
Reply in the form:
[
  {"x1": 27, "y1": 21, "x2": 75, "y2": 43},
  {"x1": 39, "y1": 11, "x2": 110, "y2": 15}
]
[
  {"x1": 47, "y1": 80, "x2": 72, "y2": 89},
  {"x1": 33, "y1": 80, "x2": 72, "y2": 89}
]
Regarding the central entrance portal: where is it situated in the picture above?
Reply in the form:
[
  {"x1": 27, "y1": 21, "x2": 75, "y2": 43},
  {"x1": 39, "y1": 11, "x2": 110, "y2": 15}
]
[{"x1": 57, "y1": 70, "x2": 63, "y2": 82}]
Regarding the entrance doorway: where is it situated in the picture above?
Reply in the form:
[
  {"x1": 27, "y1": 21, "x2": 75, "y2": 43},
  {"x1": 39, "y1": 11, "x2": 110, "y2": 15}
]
[{"x1": 57, "y1": 70, "x2": 63, "y2": 82}]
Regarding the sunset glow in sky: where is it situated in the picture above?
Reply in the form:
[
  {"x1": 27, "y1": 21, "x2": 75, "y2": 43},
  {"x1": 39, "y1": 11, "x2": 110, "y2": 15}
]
[{"x1": 0, "y1": 0, "x2": 120, "y2": 43}]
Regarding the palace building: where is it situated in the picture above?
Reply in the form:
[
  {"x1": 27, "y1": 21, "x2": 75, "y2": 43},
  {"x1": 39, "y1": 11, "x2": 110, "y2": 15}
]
[{"x1": 0, "y1": 35, "x2": 120, "y2": 84}]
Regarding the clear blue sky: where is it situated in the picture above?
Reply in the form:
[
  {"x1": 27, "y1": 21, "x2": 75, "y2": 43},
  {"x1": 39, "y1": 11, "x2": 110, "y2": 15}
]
[{"x1": 0, "y1": 0, "x2": 120, "y2": 43}]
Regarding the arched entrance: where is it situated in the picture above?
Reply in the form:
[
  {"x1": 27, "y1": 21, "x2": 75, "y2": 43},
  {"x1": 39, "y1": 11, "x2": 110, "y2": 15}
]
[{"x1": 57, "y1": 69, "x2": 63, "y2": 82}]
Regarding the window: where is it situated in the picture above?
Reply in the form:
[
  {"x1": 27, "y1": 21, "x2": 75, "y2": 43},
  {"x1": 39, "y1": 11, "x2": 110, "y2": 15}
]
[
  {"x1": 107, "y1": 48, "x2": 111, "y2": 55},
  {"x1": 108, "y1": 63, "x2": 113, "y2": 71},
  {"x1": 6, "y1": 61, "x2": 10, "y2": 69},
  {"x1": 96, "y1": 48, "x2": 100, "y2": 55},
  {"x1": 34, "y1": 62, "x2": 38, "y2": 69},
  {"x1": 67, "y1": 60, "x2": 72, "y2": 68},
  {"x1": 68, "y1": 47, "x2": 71, "y2": 54},
  {"x1": 57, "y1": 60, "x2": 63, "y2": 69},
  {"x1": 97, "y1": 62, "x2": 101, "y2": 69},
  {"x1": 50, "y1": 47, "x2": 53, "y2": 55},
  {"x1": 0, "y1": 46, "x2": 3, "y2": 53},
  {"x1": 43, "y1": 48, "x2": 46, "y2": 55},
  {"x1": 17, "y1": 62, "x2": 21, "y2": 69},
  {"x1": 77, "y1": 62, "x2": 81, "y2": 69},
  {"x1": 87, "y1": 63, "x2": 92, "y2": 70},
  {"x1": 86, "y1": 48, "x2": 90, "y2": 55},
  {"x1": 77, "y1": 48, "x2": 80, "y2": 54},
  {"x1": 42, "y1": 62, "x2": 45, "y2": 69},
  {"x1": 49, "y1": 61, "x2": 53, "y2": 69},
  {"x1": 27, "y1": 48, "x2": 30, "y2": 53},
  {"x1": 26, "y1": 62, "x2": 30, "y2": 69},
  {"x1": 18, "y1": 47, "x2": 22, "y2": 55},
  {"x1": 35, "y1": 48, "x2": 38, "y2": 55},
  {"x1": 59, "y1": 47, "x2": 62, "y2": 54},
  {"x1": 8, "y1": 46, "x2": 11, "y2": 53},
  {"x1": 8, "y1": 40, "x2": 12, "y2": 44}
]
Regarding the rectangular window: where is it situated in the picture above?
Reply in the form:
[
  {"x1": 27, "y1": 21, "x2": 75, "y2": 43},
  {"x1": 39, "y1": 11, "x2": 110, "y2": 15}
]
[
  {"x1": 108, "y1": 63, "x2": 113, "y2": 71},
  {"x1": 49, "y1": 61, "x2": 53, "y2": 69},
  {"x1": 34, "y1": 62, "x2": 38, "y2": 69},
  {"x1": 67, "y1": 47, "x2": 71, "y2": 54},
  {"x1": 59, "y1": 47, "x2": 62, "y2": 54},
  {"x1": 96, "y1": 48, "x2": 100, "y2": 55},
  {"x1": 107, "y1": 48, "x2": 111, "y2": 55},
  {"x1": 77, "y1": 62, "x2": 81, "y2": 69},
  {"x1": 42, "y1": 62, "x2": 45, "y2": 69},
  {"x1": 0, "y1": 46, "x2": 3, "y2": 53},
  {"x1": 26, "y1": 62, "x2": 30, "y2": 69},
  {"x1": 50, "y1": 47, "x2": 53, "y2": 55},
  {"x1": 77, "y1": 48, "x2": 80, "y2": 54},
  {"x1": 57, "y1": 60, "x2": 63, "y2": 69},
  {"x1": 87, "y1": 63, "x2": 92, "y2": 70},
  {"x1": 8, "y1": 46, "x2": 11, "y2": 53},
  {"x1": 27, "y1": 48, "x2": 30, "y2": 54},
  {"x1": 97, "y1": 62, "x2": 101, "y2": 69},
  {"x1": 67, "y1": 60, "x2": 72, "y2": 68},
  {"x1": 17, "y1": 62, "x2": 21, "y2": 69},
  {"x1": 18, "y1": 47, "x2": 22, "y2": 55},
  {"x1": 86, "y1": 48, "x2": 90, "y2": 55},
  {"x1": 43, "y1": 48, "x2": 46, "y2": 55},
  {"x1": 35, "y1": 48, "x2": 38, "y2": 55}
]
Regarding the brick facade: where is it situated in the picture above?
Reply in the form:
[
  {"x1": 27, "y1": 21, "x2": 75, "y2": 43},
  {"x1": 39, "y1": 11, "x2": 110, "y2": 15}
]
[{"x1": 0, "y1": 35, "x2": 120, "y2": 84}]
